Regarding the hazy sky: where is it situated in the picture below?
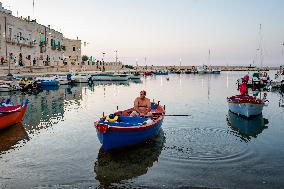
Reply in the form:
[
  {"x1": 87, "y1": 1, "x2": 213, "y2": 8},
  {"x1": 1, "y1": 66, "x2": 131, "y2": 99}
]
[{"x1": 2, "y1": 0, "x2": 284, "y2": 66}]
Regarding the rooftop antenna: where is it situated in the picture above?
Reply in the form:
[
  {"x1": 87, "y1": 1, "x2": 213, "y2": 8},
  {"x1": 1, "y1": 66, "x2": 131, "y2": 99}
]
[{"x1": 33, "y1": 0, "x2": 35, "y2": 18}]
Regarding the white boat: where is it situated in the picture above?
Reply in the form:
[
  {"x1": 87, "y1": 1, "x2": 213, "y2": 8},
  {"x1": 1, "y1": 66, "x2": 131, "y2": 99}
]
[
  {"x1": 72, "y1": 73, "x2": 91, "y2": 83},
  {"x1": 0, "y1": 84, "x2": 11, "y2": 92},
  {"x1": 92, "y1": 73, "x2": 129, "y2": 81},
  {"x1": 129, "y1": 73, "x2": 142, "y2": 79},
  {"x1": 227, "y1": 95, "x2": 265, "y2": 117},
  {"x1": 0, "y1": 80, "x2": 21, "y2": 92},
  {"x1": 55, "y1": 75, "x2": 70, "y2": 85},
  {"x1": 197, "y1": 65, "x2": 209, "y2": 74},
  {"x1": 269, "y1": 66, "x2": 284, "y2": 89}
]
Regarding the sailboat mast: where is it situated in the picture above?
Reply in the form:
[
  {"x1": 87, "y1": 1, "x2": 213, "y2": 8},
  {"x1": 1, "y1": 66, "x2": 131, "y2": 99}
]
[
  {"x1": 259, "y1": 24, "x2": 263, "y2": 68},
  {"x1": 208, "y1": 49, "x2": 211, "y2": 66}
]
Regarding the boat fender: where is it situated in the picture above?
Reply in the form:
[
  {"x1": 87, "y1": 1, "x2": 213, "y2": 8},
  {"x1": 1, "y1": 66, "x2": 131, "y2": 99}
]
[{"x1": 106, "y1": 114, "x2": 119, "y2": 122}]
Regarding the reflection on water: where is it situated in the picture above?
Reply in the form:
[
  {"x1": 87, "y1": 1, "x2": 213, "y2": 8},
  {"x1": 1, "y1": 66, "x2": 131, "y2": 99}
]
[
  {"x1": 23, "y1": 86, "x2": 82, "y2": 133},
  {"x1": 0, "y1": 123, "x2": 29, "y2": 155},
  {"x1": 1, "y1": 73, "x2": 284, "y2": 188},
  {"x1": 94, "y1": 130, "x2": 165, "y2": 187},
  {"x1": 279, "y1": 92, "x2": 284, "y2": 108},
  {"x1": 227, "y1": 111, "x2": 269, "y2": 142},
  {"x1": 130, "y1": 79, "x2": 143, "y2": 84},
  {"x1": 0, "y1": 85, "x2": 83, "y2": 154},
  {"x1": 90, "y1": 80, "x2": 131, "y2": 86}
]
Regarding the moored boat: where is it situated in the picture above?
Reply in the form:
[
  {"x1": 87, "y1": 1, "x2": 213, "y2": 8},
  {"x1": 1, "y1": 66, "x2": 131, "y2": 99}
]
[
  {"x1": 92, "y1": 73, "x2": 129, "y2": 81},
  {"x1": 0, "y1": 83, "x2": 11, "y2": 92},
  {"x1": 94, "y1": 103, "x2": 165, "y2": 151},
  {"x1": 227, "y1": 95, "x2": 265, "y2": 117},
  {"x1": 36, "y1": 76, "x2": 60, "y2": 86},
  {"x1": 212, "y1": 70, "x2": 221, "y2": 74},
  {"x1": 0, "y1": 99, "x2": 29, "y2": 130},
  {"x1": 153, "y1": 70, "x2": 169, "y2": 75},
  {"x1": 144, "y1": 71, "x2": 153, "y2": 76},
  {"x1": 72, "y1": 73, "x2": 91, "y2": 83},
  {"x1": 55, "y1": 75, "x2": 72, "y2": 85},
  {"x1": 129, "y1": 72, "x2": 142, "y2": 79}
]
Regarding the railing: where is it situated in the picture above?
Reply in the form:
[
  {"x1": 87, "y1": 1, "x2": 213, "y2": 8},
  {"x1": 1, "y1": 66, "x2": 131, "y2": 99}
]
[{"x1": 6, "y1": 38, "x2": 36, "y2": 47}]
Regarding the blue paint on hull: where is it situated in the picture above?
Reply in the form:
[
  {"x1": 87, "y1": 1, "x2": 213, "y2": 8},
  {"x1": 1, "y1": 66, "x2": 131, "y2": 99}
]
[{"x1": 97, "y1": 120, "x2": 163, "y2": 151}]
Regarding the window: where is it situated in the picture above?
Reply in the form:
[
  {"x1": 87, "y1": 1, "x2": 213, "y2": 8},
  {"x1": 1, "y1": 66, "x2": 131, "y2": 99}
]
[
  {"x1": 8, "y1": 28, "x2": 12, "y2": 40},
  {"x1": 73, "y1": 47, "x2": 76, "y2": 51},
  {"x1": 19, "y1": 32, "x2": 22, "y2": 40}
]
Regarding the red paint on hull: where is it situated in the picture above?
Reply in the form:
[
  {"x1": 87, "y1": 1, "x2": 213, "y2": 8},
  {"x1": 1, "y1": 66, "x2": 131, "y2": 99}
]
[{"x1": 0, "y1": 106, "x2": 28, "y2": 130}]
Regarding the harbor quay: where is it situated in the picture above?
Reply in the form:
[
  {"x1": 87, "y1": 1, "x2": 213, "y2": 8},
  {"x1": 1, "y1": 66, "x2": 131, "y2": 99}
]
[
  {"x1": 0, "y1": 61, "x2": 123, "y2": 76},
  {"x1": 135, "y1": 65, "x2": 277, "y2": 71}
]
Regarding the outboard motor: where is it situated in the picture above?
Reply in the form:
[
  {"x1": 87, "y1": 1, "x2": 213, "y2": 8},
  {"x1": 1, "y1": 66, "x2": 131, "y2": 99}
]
[
  {"x1": 67, "y1": 73, "x2": 72, "y2": 81},
  {"x1": 88, "y1": 77, "x2": 94, "y2": 85}
]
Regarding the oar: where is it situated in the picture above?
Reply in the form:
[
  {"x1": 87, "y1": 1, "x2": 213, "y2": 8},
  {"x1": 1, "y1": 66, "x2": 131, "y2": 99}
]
[
  {"x1": 152, "y1": 113, "x2": 190, "y2": 117},
  {"x1": 163, "y1": 114, "x2": 190, "y2": 116}
]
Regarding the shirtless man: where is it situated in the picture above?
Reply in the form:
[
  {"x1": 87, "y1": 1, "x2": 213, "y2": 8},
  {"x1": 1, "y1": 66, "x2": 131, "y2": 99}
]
[{"x1": 130, "y1": 90, "x2": 152, "y2": 116}]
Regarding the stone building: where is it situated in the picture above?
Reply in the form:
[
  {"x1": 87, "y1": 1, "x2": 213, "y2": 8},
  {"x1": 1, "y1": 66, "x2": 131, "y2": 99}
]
[
  {"x1": 63, "y1": 38, "x2": 81, "y2": 66},
  {"x1": 0, "y1": 9, "x2": 65, "y2": 68},
  {"x1": 0, "y1": 3, "x2": 123, "y2": 75}
]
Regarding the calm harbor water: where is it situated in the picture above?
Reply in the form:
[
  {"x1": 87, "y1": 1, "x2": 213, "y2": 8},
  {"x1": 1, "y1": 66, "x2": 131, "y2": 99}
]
[{"x1": 1, "y1": 72, "x2": 284, "y2": 189}]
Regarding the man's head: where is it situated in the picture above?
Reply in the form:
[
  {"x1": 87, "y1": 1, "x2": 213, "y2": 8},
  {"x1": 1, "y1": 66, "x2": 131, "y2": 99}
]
[{"x1": 140, "y1": 90, "x2": 146, "y2": 99}]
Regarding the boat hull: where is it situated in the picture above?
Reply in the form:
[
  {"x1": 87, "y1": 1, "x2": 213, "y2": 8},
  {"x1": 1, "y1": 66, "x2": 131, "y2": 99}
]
[
  {"x1": 0, "y1": 87, "x2": 11, "y2": 92},
  {"x1": 0, "y1": 105, "x2": 27, "y2": 130},
  {"x1": 97, "y1": 120, "x2": 163, "y2": 151},
  {"x1": 95, "y1": 103, "x2": 165, "y2": 151},
  {"x1": 228, "y1": 102, "x2": 264, "y2": 117},
  {"x1": 92, "y1": 76, "x2": 128, "y2": 81},
  {"x1": 40, "y1": 80, "x2": 60, "y2": 86}
]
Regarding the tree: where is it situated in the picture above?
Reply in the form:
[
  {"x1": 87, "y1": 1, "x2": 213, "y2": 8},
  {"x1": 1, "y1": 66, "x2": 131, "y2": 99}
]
[{"x1": 82, "y1": 55, "x2": 89, "y2": 62}]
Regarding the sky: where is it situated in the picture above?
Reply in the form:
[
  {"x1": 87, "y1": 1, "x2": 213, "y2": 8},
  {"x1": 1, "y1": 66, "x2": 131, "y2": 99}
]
[{"x1": 1, "y1": 0, "x2": 284, "y2": 66}]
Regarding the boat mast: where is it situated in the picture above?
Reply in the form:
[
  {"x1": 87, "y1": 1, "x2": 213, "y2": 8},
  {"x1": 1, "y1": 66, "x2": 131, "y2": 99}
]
[
  {"x1": 208, "y1": 49, "x2": 211, "y2": 65},
  {"x1": 258, "y1": 24, "x2": 263, "y2": 68}
]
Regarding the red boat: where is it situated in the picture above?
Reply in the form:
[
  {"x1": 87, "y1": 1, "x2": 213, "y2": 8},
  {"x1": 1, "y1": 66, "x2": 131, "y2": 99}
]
[
  {"x1": 144, "y1": 71, "x2": 153, "y2": 76},
  {"x1": 0, "y1": 99, "x2": 29, "y2": 130}
]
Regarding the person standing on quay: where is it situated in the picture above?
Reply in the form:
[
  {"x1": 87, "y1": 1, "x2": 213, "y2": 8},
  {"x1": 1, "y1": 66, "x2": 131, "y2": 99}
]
[{"x1": 33, "y1": 58, "x2": 36, "y2": 66}]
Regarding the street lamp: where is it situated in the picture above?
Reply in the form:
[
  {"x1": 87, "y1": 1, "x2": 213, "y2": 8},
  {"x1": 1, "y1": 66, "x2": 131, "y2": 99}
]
[
  {"x1": 115, "y1": 50, "x2": 118, "y2": 63},
  {"x1": 102, "y1": 52, "x2": 105, "y2": 62}
]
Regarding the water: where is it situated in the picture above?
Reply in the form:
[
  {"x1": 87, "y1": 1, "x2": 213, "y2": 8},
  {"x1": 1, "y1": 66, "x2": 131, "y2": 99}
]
[{"x1": 1, "y1": 72, "x2": 284, "y2": 189}]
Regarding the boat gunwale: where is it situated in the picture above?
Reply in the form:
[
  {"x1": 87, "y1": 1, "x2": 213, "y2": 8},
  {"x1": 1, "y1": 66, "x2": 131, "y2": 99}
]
[{"x1": 95, "y1": 105, "x2": 165, "y2": 132}]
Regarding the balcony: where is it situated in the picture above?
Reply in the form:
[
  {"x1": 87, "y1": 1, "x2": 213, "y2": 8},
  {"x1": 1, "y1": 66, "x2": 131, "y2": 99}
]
[{"x1": 6, "y1": 38, "x2": 36, "y2": 48}]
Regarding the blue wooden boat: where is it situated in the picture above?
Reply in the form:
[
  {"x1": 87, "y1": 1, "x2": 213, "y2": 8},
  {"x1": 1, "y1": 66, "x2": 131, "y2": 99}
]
[
  {"x1": 40, "y1": 80, "x2": 60, "y2": 86},
  {"x1": 95, "y1": 103, "x2": 165, "y2": 151}
]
